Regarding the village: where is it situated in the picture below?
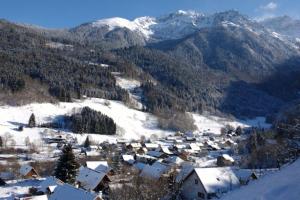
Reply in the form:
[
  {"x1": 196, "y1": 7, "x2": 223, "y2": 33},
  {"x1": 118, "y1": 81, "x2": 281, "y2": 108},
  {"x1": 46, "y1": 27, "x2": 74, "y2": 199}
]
[{"x1": 1, "y1": 118, "x2": 291, "y2": 200}]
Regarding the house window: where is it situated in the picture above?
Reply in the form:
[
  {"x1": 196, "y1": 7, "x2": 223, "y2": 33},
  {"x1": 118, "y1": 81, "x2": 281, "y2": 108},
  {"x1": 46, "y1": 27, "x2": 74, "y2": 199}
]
[
  {"x1": 198, "y1": 192, "x2": 205, "y2": 199},
  {"x1": 195, "y1": 179, "x2": 198, "y2": 184}
]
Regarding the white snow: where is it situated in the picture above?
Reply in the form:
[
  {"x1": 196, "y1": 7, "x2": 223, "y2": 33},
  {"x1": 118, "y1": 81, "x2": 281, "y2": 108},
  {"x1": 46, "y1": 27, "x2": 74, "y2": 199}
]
[
  {"x1": 192, "y1": 113, "x2": 271, "y2": 135},
  {"x1": 0, "y1": 98, "x2": 173, "y2": 147},
  {"x1": 221, "y1": 159, "x2": 300, "y2": 200}
]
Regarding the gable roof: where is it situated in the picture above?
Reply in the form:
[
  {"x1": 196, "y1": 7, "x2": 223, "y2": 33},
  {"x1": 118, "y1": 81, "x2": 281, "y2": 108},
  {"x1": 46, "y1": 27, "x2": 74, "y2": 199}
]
[
  {"x1": 49, "y1": 183, "x2": 99, "y2": 200},
  {"x1": 20, "y1": 164, "x2": 34, "y2": 176},
  {"x1": 76, "y1": 167, "x2": 108, "y2": 191},
  {"x1": 86, "y1": 161, "x2": 112, "y2": 174},
  {"x1": 140, "y1": 162, "x2": 169, "y2": 180},
  {"x1": 38, "y1": 176, "x2": 63, "y2": 193},
  {"x1": 192, "y1": 167, "x2": 240, "y2": 194}
]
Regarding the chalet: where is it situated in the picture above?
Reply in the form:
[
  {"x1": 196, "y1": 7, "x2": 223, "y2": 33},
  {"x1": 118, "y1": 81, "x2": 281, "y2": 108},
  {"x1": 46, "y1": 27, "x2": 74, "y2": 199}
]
[
  {"x1": 76, "y1": 167, "x2": 110, "y2": 193},
  {"x1": 49, "y1": 183, "x2": 102, "y2": 200},
  {"x1": 20, "y1": 164, "x2": 39, "y2": 179},
  {"x1": 86, "y1": 161, "x2": 114, "y2": 175},
  {"x1": 180, "y1": 167, "x2": 240, "y2": 200},
  {"x1": 217, "y1": 154, "x2": 235, "y2": 167}
]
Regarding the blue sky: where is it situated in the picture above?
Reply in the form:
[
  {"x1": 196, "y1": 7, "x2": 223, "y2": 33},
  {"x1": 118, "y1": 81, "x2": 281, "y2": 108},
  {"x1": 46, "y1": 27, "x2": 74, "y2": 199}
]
[{"x1": 0, "y1": 0, "x2": 299, "y2": 28}]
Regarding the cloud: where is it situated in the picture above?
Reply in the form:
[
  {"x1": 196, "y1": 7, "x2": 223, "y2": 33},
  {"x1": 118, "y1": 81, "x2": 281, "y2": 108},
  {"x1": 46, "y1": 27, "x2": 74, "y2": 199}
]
[{"x1": 260, "y1": 2, "x2": 278, "y2": 12}]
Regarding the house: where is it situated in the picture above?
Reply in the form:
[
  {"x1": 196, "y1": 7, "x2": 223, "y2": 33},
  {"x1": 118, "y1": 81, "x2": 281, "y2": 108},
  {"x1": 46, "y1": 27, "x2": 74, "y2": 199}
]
[
  {"x1": 20, "y1": 164, "x2": 39, "y2": 179},
  {"x1": 86, "y1": 161, "x2": 113, "y2": 175},
  {"x1": 217, "y1": 154, "x2": 235, "y2": 167},
  {"x1": 180, "y1": 167, "x2": 240, "y2": 200},
  {"x1": 140, "y1": 161, "x2": 169, "y2": 180},
  {"x1": 76, "y1": 167, "x2": 110, "y2": 193},
  {"x1": 122, "y1": 154, "x2": 135, "y2": 165},
  {"x1": 49, "y1": 184, "x2": 102, "y2": 200}
]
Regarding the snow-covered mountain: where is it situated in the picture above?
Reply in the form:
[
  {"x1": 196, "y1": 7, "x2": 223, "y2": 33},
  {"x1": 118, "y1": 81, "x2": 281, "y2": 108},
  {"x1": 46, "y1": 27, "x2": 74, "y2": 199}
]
[{"x1": 70, "y1": 10, "x2": 300, "y2": 51}]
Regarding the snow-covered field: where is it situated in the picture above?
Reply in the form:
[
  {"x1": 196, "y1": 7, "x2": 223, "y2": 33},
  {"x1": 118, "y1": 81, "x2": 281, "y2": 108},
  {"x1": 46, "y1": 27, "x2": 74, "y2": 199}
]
[
  {"x1": 0, "y1": 95, "x2": 271, "y2": 148},
  {"x1": 220, "y1": 159, "x2": 300, "y2": 200}
]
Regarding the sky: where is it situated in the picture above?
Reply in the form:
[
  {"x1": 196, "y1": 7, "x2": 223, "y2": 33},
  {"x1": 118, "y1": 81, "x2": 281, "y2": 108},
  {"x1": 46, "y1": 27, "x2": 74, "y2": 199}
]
[{"x1": 0, "y1": 0, "x2": 299, "y2": 28}]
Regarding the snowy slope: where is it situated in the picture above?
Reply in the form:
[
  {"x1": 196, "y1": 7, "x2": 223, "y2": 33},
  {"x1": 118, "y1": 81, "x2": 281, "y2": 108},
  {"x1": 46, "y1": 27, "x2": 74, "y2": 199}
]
[{"x1": 221, "y1": 159, "x2": 300, "y2": 200}]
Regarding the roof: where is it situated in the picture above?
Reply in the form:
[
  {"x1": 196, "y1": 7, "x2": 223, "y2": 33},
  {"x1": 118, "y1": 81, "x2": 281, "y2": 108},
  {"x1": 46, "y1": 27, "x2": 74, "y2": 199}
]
[
  {"x1": 128, "y1": 143, "x2": 142, "y2": 148},
  {"x1": 147, "y1": 151, "x2": 164, "y2": 158},
  {"x1": 221, "y1": 154, "x2": 235, "y2": 162},
  {"x1": 86, "y1": 161, "x2": 112, "y2": 173},
  {"x1": 164, "y1": 156, "x2": 185, "y2": 165},
  {"x1": 192, "y1": 167, "x2": 240, "y2": 194},
  {"x1": 49, "y1": 183, "x2": 99, "y2": 200},
  {"x1": 21, "y1": 195, "x2": 49, "y2": 200},
  {"x1": 122, "y1": 155, "x2": 135, "y2": 164},
  {"x1": 20, "y1": 164, "x2": 34, "y2": 176},
  {"x1": 145, "y1": 143, "x2": 159, "y2": 149},
  {"x1": 38, "y1": 176, "x2": 63, "y2": 193},
  {"x1": 76, "y1": 167, "x2": 108, "y2": 191},
  {"x1": 133, "y1": 162, "x2": 146, "y2": 171},
  {"x1": 189, "y1": 143, "x2": 201, "y2": 151},
  {"x1": 160, "y1": 146, "x2": 173, "y2": 155},
  {"x1": 175, "y1": 164, "x2": 194, "y2": 183},
  {"x1": 232, "y1": 169, "x2": 257, "y2": 181},
  {"x1": 140, "y1": 162, "x2": 169, "y2": 180}
]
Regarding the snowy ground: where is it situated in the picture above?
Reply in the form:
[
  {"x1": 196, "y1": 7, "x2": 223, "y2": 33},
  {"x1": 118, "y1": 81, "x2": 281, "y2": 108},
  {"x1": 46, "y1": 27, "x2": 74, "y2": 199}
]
[
  {"x1": 220, "y1": 159, "x2": 300, "y2": 200},
  {"x1": 192, "y1": 113, "x2": 270, "y2": 135},
  {"x1": 0, "y1": 96, "x2": 271, "y2": 148}
]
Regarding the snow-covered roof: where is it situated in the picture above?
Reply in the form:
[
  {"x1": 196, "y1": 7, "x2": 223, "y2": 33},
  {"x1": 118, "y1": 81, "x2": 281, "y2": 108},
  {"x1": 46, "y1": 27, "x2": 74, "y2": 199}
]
[
  {"x1": 160, "y1": 146, "x2": 173, "y2": 155},
  {"x1": 140, "y1": 162, "x2": 169, "y2": 180},
  {"x1": 122, "y1": 155, "x2": 135, "y2": 164},
  {"x1": 189, "y1": 143, "x2": 201, "y2": 151},
  {"x1": 144, "y1": 143, "x2": 159, "y2": 149},
  {"x1": 76, "y1": 167, "x2": 108, "y2": 191},
  {"x1": 20, "y1": 164, "x2": 34, "y2": 176},
  {"x1": 193, "y1": 167, "x2": 240, "y2": 194},
  {"x1": 38, "y1": 176, "x2": 63, "y2": 193},
  {"x1": 232, "y1": 169, "x2": 257, "y2": 182},
  {"x1": 221, "y1": 154, "x2": 235, "y2": 162},
  {"x1": 164, "y1": 156, "x2": 185, "y2": 165},
  {"x1": 49, "y1": 183, "x2": 99, "y2": 200},
  {"x1": 86, "y1": 161, "x2": 112, "y2": 174},
  {"x1": 147, "y1": 151, "x2": 164, "y2": 158},
  {"x1": 176, "y1": 164, "x2": 194, "y2": 183},
  {"x1": 128, "y1": 143, "x2": 142, "y2": 148}
]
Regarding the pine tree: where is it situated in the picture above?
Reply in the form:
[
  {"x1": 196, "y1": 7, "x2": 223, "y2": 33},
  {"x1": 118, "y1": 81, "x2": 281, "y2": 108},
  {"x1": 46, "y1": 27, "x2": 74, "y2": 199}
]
[
  {"x1": 0, "y1": 136, "x2": 2, "y2": 148},
  {"x1": 83, "y1": 136, "x2": 90, "y2": 148},
  {"x1": 54, "y1": 144, "x2": 79, "y2": 184},
  {"x1": 28, "y1": 113, "x2": 36, "y2": 128}
]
